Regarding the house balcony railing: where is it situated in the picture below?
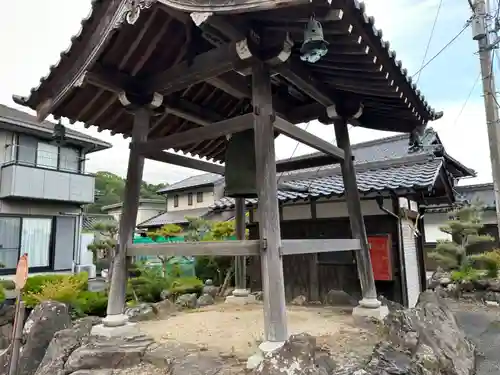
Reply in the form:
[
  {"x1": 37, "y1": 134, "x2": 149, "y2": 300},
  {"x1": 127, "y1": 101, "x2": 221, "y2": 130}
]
[{"x1": 0, "y1": 144, "x2": 95, "y2": 204}]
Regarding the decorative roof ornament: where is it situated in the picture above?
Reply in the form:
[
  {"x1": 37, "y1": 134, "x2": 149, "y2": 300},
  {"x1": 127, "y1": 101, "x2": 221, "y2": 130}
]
[
  {"x1": 408, "y1": 125, "x2": 425, "y2": 153},
  {"x1": 300, "y1": 15, "x2": 329, "y2": 64},
  {"x1": 52, "y1": 119, "x2": 66, "y2": 145},
  {"x1": 124, "y1": 0, "x2": 155, "y2": 25}
]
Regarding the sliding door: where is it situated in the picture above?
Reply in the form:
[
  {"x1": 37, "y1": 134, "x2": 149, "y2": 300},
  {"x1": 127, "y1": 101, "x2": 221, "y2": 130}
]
[
  {"x1": 21, "y1": 218, "x2": 52, "y2": 268},
  {"x1": 0, "y1": 218, "x2": 21, "y2": 269}
]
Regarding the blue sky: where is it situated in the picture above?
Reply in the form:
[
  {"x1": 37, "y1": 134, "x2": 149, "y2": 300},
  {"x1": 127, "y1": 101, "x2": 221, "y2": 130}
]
[{"x1": 0, "y1": 0, "x2": 493, "y2": 184}]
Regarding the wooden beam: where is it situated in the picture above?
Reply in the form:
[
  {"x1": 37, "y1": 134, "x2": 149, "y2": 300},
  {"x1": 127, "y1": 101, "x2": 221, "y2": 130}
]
[
  {"x1": 274, "y1": 116, "x2": 345, "y2": 161},
  {"x1": 35, "y1": 0, "x2": 132, "y2": 122},
  {"x1": 281, "y1": 239, "x2": 361, "y2": 255},
  {"x1": 143, "y1": 151, "x2": 224, "y2": 174},
  {"x1": 252, "y1": 62, "x2": 288, "y2": 342},
  {"x1": 276, "y1": 153, "x2": 338, "y2": 173},
  {"x1": 274, "y1": 58, "x2": 339, "y2": 108},
  {"x1": 132, "y1": 113, "x2": 254, "y2": 153},
  {"x1": 106, "y1": 106, "x2": 149, "y2": 322},
  {"x1": 334, "y1": 119, "x2": 379, "y2": 305},
  {"x1": 146, "y1": 41, "x2": 253, "y2": 96},
  {"x1": 127, "y1": 240, "x2": 260, "y2": 257}
]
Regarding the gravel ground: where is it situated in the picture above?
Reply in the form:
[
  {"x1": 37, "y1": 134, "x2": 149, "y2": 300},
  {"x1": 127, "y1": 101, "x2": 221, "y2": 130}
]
[
  {"x1": 445, "y1": 299, "x2": 500, "y2": 375},
  {"x1": 138, "y1": 303, "x2": 371, "y2": 359},
  {"x1": 128, "y1": 303, "x2": 381, "y2": 374}
]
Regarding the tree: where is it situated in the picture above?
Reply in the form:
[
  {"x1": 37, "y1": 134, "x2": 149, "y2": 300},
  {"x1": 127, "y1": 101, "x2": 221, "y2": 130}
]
[
  {"x1": 87, "y1": 221, "x2": 118, "y2": 263},
  {"x1": 147, "y1": 224, "x2": 183, "y2": 276},
  {"x1": 428, "y1": 203, "x2": 495, "y2": 269},
  {"x1": 184, "y1": 217, "x2": 213, "y2": 242},
  {"x1": 85, "y1": 171, "x2": 167, "y2": 213}
]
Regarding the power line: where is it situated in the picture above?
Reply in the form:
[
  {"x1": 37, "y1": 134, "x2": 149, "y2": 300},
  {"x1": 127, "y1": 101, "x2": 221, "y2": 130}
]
[
  {"x1": 411, "y1": 22, "x2": 471, "y2": 78},
  {"x1": 450, "y1": 71, "x2": 481, "y2": 128},
  {"x1": 276, "y1": 121, "x2": 312, "y2": 184},
  {"x1": 415, "y1": 0, "x2": 443, "y2": 84}
]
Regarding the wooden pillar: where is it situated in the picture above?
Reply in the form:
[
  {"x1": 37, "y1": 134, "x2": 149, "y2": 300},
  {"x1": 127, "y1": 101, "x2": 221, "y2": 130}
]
[
  {"x1": 252, "y1": 62, "x2": 288, "y2": 343},
  {"x1": 105, "y1": 107, "x2": 150, "y2": 325},
  {"x1": 233, "y1": 197, "x2": 248, "y2": 295},
  {"x1": 334, "y1": 119, "x2": 380, "y2": 307}
]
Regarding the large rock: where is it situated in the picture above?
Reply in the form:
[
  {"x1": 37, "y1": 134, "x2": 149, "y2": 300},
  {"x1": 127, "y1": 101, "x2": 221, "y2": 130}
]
[
  {"x1": 34, "y1": 317, "x2": 94, "y2": 375},
  {"x1": 125, "y1": 303, "x2": 156, "y2": 322},
  {"x1": 0, "y1": 305, "x2": 15, "y2": 350},
  {"x1": 362, "y1": 291, "x2": 475, "y2": 375},
  {"x1": 175, "y1": 294, "x2": 198, "y2": 309},
  {"x1": 252, "y1": 334, "x2": 318, "y2": 375},
  {"x1": 144, "y1": 342, "x2": 224, "y2": 375},
  {"x1": 64, "y1": 334, "x2": 153, "y2": 373},
  {"x1": 197, "y1": 294, "x2": 215, "y2": 307},
  {"x1": 152, "y1": 300, "x2": 177, "y2": 319},
  {"x1": 251, "y1": 292, "x2": 476, "y2": 375},
  {"x1": 324, "y1": 290, "x2": 357, "y2": 306},
  {"x1": 18, "y1": 301, "x2": 72, "y2": 375}
]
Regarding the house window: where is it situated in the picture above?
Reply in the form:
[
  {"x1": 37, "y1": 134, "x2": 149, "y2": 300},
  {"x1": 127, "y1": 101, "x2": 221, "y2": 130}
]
[
  {"x1": 36, "y1": 142, "x2": 59, "y2": 169},
  {"x1": 59, "y1": 146, "x2": 80, "y2": 172},
  {"x1": 15, "y1": 134, "x2": 81, "y2": 173},
  {"x1": 197, "y1": 192, "x2": 203, "y2": 203},
  {"x1": 188, "y1": 193, "x2": 193, "y2": 206},
  {"x1": 174, "y1": 195, "x2": 179, "y2": 208},
  {"x1": 0, "y1": 216, "x2": 53, "y2": 270}
]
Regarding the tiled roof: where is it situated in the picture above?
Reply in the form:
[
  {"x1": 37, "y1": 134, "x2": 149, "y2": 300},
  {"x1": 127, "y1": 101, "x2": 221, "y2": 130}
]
[
  {"x1": 278, "y1": 127, "x2": 474, "y2": 178},
  {"x1": 101, "y1": 198, "x2": 165, "y2": 212},
  {"x1": 137, "y1": 207, "x2": 212, "y2": 228},
  {"x1": 0, "y1": 104, "x2": 111, "y2": 151},
  {"x1": 211, "y1": 154, "x2": 445, "y2": 210},
  {"x1": 82, "y1": 214, "x2": 117, "y2": 231},
  {"x1": 157, "y1": 173, "x2": 223, "y2": 194},
  {"x1": 457, "y1": 183, "x2": 495, "y2": 209}
]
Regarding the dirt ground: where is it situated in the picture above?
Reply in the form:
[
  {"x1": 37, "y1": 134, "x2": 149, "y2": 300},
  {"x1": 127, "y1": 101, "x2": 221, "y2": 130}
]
[{"x1": 138, "y1": 302, "x2": 381, "y2": 366}]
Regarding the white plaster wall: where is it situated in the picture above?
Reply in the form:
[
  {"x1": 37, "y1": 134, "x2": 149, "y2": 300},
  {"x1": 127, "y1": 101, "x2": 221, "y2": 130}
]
[
  {"x1": 80, "y1": 232, "x2": 95, "y2": 265},
  {"x1": 423, "y1": 212, "x2": 452, "y2": 243},
  {"x1": 252, "y1": 198, "x2": 393, "y2": 222},
  {"x1": 137, "y1": 207, "x2": 164, "y2": 225},
  {"x1": 167, "y1": 189, "x2": 215, "y2": 211}
]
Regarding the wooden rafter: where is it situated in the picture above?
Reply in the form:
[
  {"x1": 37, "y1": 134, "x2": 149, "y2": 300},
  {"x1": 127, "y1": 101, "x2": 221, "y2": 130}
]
[
  {"x1": 35, "y1": 0, "x2": 131, "y2": 122},
  {"x1": 143, "y1": 151, "x2": 225, "y2": 174},
  {"x1": 132, "y1": 113, "x2": 255, "y2": 153},
  {"x1": 145, "y1": 41, "x2": 254, "y2": 96}
]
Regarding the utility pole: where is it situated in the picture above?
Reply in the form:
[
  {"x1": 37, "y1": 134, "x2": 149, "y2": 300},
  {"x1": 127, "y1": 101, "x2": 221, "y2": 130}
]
[{"x1": 472, "y1": 0, "x2": 500, "y2": 237}]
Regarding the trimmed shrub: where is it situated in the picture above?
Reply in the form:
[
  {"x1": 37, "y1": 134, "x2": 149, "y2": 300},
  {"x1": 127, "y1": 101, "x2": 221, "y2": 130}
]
[
  {"x1": 23, "y1": 273, "x2": 88, "y2": 308},
  {"x1": 74, "y1": 291, "x2": 108, "y2": 317},
  {"x1": 169, "y1": 277, "x2": 204, "y2": 299}
]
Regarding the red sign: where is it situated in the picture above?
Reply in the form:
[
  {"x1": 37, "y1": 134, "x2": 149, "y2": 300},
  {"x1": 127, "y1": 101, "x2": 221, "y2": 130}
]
[
  {"x1": 14, "y1": 253, "x2": 28, "y2": 290},
  {"x1": 368, "y1": 236, "x2": 393, "y2": 281}
]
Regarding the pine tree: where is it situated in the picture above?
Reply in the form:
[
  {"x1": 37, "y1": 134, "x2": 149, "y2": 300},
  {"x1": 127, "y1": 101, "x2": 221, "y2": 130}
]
[{"x1": 428, "y1": 203, "x2": 495, "y2": 269}]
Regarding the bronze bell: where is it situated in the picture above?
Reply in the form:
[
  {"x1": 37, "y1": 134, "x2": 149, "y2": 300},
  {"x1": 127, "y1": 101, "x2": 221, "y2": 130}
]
[{"x1": 224, "y1": 129, "x2": 258, "y2": 198}]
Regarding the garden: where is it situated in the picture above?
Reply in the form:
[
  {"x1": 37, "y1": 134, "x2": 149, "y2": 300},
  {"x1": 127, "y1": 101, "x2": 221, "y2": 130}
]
[
  {"x1": 427, "y1": 203, "x2": 500, "y2": 303},
  {"x1": 0, "y1": 217, "x2": 248, "y2": 320}
]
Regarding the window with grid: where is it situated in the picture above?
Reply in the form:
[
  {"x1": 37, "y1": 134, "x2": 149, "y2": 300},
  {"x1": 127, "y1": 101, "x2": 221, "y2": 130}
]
[
  {"x1": 196, "y1": 192, "x2": 203, "y2": 203},
  {"x1": 188, "y1": 193, "x2": 193, "y2": 206}
]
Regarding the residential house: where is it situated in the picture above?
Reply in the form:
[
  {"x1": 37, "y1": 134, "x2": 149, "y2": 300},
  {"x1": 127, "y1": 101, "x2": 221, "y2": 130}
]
[
  {"x1": 101, "y1": 198, "x2": 166, "y2": 227},
  {"x1": 0, "y1": 104, "x2": 111, "y2": 274},
  {"x1": 424, "y1": 183, "x2": 498, "y2": 256},
  {"x1": 137, "y1": 173, "x2": 230, "y2": 230},
  {"x1": 209, "y1": 128, "x2": 474, "y2": 308}
]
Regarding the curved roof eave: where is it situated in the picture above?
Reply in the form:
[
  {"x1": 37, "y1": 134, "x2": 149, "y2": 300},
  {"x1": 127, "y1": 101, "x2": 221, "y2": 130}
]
[{"x1": 156, "y1": 0, "x2": 308, "y2": 14}]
